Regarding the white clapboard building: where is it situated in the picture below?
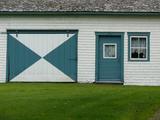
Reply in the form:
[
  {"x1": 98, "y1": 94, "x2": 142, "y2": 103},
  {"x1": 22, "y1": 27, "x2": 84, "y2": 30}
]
[{"x1": 0, "y1": 0, "x2": 160, "y2": 85}]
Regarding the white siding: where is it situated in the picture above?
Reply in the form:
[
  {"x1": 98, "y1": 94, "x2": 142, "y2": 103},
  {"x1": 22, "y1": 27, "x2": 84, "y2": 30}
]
[
  {"x1": 0, "y1": 29, "x2": 7, "y2": 83},
  {"x1": 0, "y1": 15, "x2": 160, "y2": 85}
]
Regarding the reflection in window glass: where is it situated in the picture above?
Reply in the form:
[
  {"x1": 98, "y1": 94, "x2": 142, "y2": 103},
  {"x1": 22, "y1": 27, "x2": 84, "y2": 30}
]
[
  {"x1": 131, "y1": 48, "x2": 138, "y2": 58},
  {"x1": 139, "y1": 49, "x2": 146, "y2": 58}
]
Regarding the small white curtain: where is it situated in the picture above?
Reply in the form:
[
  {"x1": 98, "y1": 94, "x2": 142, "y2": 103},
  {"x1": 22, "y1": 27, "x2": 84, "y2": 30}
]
[
  {"x1": 131, "y1": 38, "x2": 139, "y2": 47},
  {"x1": 105, "y1": 45, "x2": 115, "y2": 57},
  {"x1": 139, "y1": 38, "x2": 146, "y2": 47}
]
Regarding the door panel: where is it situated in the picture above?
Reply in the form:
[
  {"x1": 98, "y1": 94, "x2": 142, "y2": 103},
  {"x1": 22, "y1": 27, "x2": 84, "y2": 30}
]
[
  {"x1": 7, "y1": 30, "x2": 77, "y2": 82},
  {"x1": 98, "y1": 35, "x2": 122, "y2": 81}
]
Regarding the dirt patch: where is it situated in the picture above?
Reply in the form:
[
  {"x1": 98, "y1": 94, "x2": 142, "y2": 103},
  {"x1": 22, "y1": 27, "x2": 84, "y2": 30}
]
[{"x1": 150, "y1": 109, "x2": 160, "y2": 120}]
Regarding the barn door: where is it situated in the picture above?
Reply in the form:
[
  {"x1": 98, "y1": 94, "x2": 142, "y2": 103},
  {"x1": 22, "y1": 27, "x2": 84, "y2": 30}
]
[{"x1": 7, "y1": 30, "x2": 77, "y2": 82}]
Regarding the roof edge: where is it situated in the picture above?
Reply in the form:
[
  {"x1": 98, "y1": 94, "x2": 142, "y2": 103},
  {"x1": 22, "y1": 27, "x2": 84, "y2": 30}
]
[{"x1": 0, "y1": 11, "x2": 160, "y2": 16}]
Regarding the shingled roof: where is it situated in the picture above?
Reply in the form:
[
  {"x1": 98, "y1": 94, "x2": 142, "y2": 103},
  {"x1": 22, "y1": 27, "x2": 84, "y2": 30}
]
[{"x1": 0, "y1": 0, "x2": 160, "y2": 13}]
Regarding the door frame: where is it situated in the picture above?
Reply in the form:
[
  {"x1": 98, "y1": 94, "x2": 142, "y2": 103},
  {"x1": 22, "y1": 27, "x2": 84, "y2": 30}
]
[
  {"x1": 6, "y1": 30, "x2": 78, "y2": 82},
  {"x1": 95, "y1": 32, "x2": 124, "y2": 83}
]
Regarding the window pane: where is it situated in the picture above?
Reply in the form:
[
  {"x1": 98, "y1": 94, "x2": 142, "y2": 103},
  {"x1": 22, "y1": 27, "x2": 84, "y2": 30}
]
[
  {"x1": 139, "y1": 49, "x2": 146, "y2": 58},
  {"x1": 131, "y1": 48, "x2": 139, "y2": 58},
  {"x1": 104, "y1": 45, "x2": 116, "y2": 58},
  {"x1": 139, "y1": 38, "x2": 146, "y2": 47},
  {"x1": 131, "y1": 37, "x2": 139, "y2": 47},
  {"x1": 129, "y1": 35, "x2": 149, "y2": 61}
]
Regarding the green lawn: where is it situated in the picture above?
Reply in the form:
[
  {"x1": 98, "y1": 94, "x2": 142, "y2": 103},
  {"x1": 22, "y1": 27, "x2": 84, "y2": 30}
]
[{"x1": 0, "y1": 83, "x2": 160, "y2": 120}]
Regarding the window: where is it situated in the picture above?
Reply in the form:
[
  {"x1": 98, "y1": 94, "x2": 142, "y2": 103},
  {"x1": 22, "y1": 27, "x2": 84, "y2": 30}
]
[
  {"x1": 128, "y1": 32, "x2": 150, "y2": 61},
  {"x1": 103, "y1": 43, "x2": 117, "y2": 59}
]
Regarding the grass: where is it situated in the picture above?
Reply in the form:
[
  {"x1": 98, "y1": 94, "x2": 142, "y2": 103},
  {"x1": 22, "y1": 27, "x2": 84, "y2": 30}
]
[{"x1": 0, "y1": 83, "x2": 160, "y2": 120}]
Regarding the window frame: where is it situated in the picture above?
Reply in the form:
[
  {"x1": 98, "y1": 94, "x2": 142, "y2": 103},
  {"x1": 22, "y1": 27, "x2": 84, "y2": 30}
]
[
  {"x1": 103, "y1": 43, "x2": 117, "y2": 59},
  {"x1": 130, "y1": 36, "x2": 148, "y2": 61},
  {"x1": 128, "y1": 32, "x2": 150, "y2": 62}
]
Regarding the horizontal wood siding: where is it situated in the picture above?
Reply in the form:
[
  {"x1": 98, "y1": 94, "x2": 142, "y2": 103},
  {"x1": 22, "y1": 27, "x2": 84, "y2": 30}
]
[{"x1": 0, "y1": 15, "x2": 160, "y2": 85}]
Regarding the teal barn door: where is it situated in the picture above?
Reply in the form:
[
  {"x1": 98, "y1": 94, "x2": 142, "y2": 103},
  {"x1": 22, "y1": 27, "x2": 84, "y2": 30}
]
[{"x1": 7, "y1": 30, "x2": 77, "y2": 82}]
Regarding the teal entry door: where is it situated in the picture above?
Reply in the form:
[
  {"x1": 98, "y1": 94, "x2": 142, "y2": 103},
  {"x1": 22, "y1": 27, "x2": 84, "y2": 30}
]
[{"x1": 97, "y1": 35, "x2": 123, "y2": 82}]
